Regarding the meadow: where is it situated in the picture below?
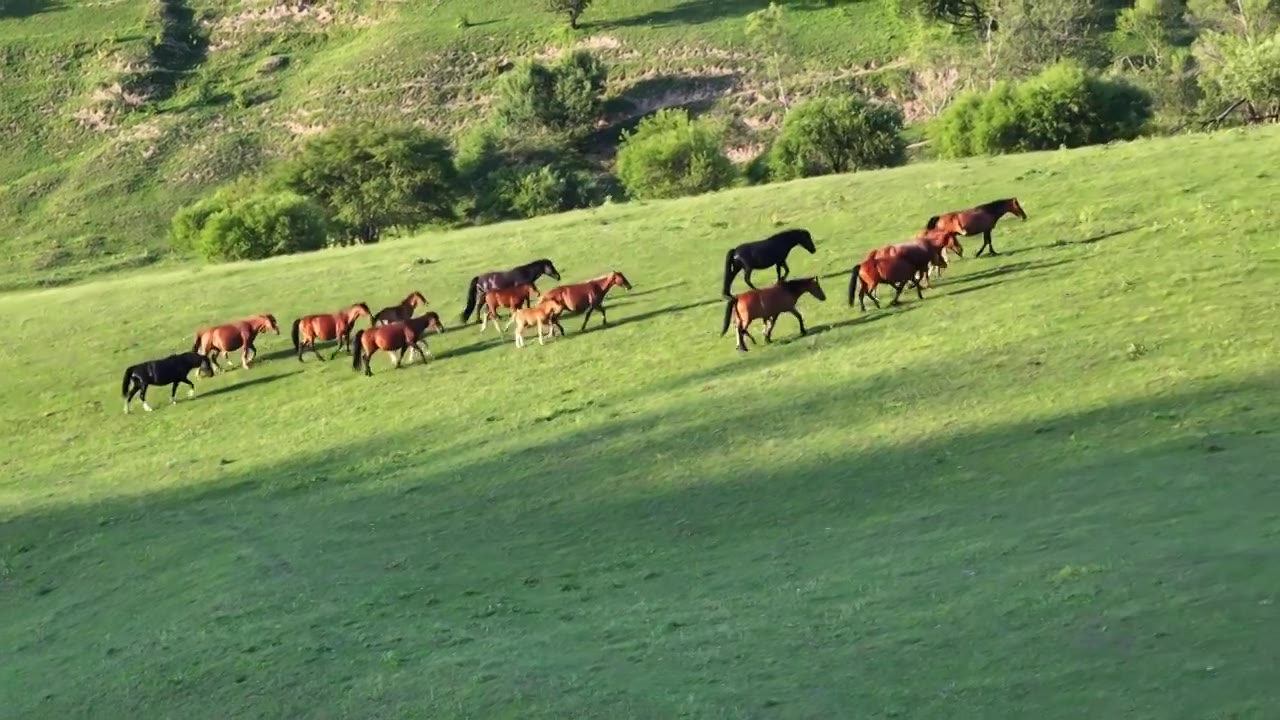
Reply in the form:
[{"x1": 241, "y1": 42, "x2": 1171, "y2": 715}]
[{"x1": 3, "y1": 126, "x2": 1280, "y2": 718}]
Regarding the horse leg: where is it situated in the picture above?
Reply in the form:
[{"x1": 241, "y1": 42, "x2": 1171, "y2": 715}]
[
  {"x1": 789, "y1": 308, "x2": 807, "y2": 336},
  {"x1": 764, "y1": 316, "x2": 775, "y2": 343},
  {"x1": 735, "y1": 325, "x2": 748, "y2": 353},
  {"x1": 415, "y1": 341, "x2": 432, "y2": 362},
  {"x1": 743, "y1": 267, "x2": 758, "y2": 290},
  {"x1": 363, "y1": 352, "x2": 373, "y2": 377},
  {"x1": 984, "y1": 229, "x2": 998, "y2": 256},
  {"x1": 181, "y1": 377, "x2": 196, "y2": 399},
  {"x1": 139, "y1": 382, "x2": 153, "y2": 412},
  {"x1": 890, "y1": 282, "x2": 907, "y2": 306},
  {"x1": 537, "y1": 320, "x2": 546, "y2": 345},
  {"x1": 125, "y1": 377, "x2": 142, "y2": 413},
  {"x1": 580, "y1": 305, "x2": 595, "y2": 331}
]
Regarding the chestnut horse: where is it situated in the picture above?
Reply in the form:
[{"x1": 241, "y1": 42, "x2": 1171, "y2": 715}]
[
  {"x1": 350, "y1": 323, "x2": 428, "y2": 377},
  {"x1": 508, "y1": 298, "x2": 566, "y2": 348},
  {"x1": 479, "y1": 284, "x2": 539, "y2": 333},
  {"x1": 848, "y1": 244, "x2": 945, "y2": 312},
  {"x1": 460, "y1": 258, "x2": 562, "y2": 324},
  {"x1": 880, "y1": 229, "x2": 963, "y2": 287},
  {"x1": 373, "y1": 291, "x2": 429, "y2": 326},
  {"x1": 926, "y1": 197, "x2": 1027, "y2": 257},
  {"x1": 540, "y1": 270, "x2": 633, "y2": 332},
  {"x1": 721, "y1": 277, "x2": 826, "y2": 353},
  {"x1": 192, "y1": 313, "x2": 279, "y2": 371},
  {"x1": 291, "y1": 302, "x2": 372, "y2": 362},
  {"x1": 723, "y1": 228, "x2": 816, "y2": 298}
]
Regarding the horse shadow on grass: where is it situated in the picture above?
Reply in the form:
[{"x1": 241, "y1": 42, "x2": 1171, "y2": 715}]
[
  {"x1": 201, "y1": 371, "x2": 302, "y2": 399},
  {"x1": 943, "y1": 257, "x2": 1075, "y2": 287},
  {"x1": 1001, "y1": 226, "x2": 1142, "y2": 257},
  {"x1": 587, "y1": 0, "x2": 758, "y2": 29}
]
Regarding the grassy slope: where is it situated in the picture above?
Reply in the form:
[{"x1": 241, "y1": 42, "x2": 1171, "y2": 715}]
[
  {"x1": 0, "y1": 0, "x2": 905, "y2": 291},
  {"x1": 4, "y1": 127, "x2": 1280, "y2": 717}
]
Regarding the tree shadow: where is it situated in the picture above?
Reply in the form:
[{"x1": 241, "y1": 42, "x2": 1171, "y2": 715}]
[
  {"x1": 587, "y1": 0, "x2": 759, "y2": 29},
  {"x1": 201, "y1": 371, "x2": 302, "y2": 399},
  {"x1": 0, "y1": 0, "x2": 63, "y2": 19}
]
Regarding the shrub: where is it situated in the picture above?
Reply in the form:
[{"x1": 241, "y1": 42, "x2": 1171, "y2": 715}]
[
  {"x1": 768, "y1": 95, "x2": 908, "y2": 181},
  {"x1": 545, "y1": 0, "x2": 593, "y2": 29},
  {"x1": 929, "y1": 62, "x2": 1153, "y2": 158},
  {"x1": 172, "y1": 191, "x2": 328, "y2": 263},
  {"x1": 455, "y1": 125, "x2": 602, "y2": 221},
  {"x1": 493, "y1": 51, "x2": 607, "y2": 140},
  {"x1": 615, "y1": 109, "x2": 736, "y2": 200},
  {"x1": 275, "y1": 125, "x2": 457, "y2": 244}
]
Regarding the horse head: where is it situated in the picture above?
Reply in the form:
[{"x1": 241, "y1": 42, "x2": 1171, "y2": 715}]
[
  {"x1": 804, "y1": 277, "x2": 827, "y2": 302},
  {"x1": 1008, "y1": 197, "x2": 1028, "y2": 221},
  {"x1": 797, "y1": 229, "x2": 817, "y2": 254},
  {"x1": 539, "y1": 259, "x2": 562, "y2": 281},
  {"x1": 350, "y1": 303, "x2": 373, "y2": 321},
  {"x1": 409, "y1": 291, "x2": 429, "y2": 307},
  {"x1": 611, "y1": 271, "x2": 633, "y2": 291},
  {"x1": 262, "y1": 314, "x2": 280, "y2": 333}
]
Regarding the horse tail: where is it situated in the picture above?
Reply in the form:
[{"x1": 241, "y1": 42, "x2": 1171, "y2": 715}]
[
  {"x1": 720, "y1": 297, "x2": 735, "y2": 336},
  {"x1": 848, "y1": 264, "x2": 860, "y2": 306},
  {"x1": 121, "y1": 366, "x2": 134, "y2": 398},
  {"x1": 350, "y1": 331, "x2": 365, "y2": 371},
  {"x1": 925, "y1": 215, "x2": 941, "y2": 230},
  {"x1": 460, "y1": 276, "x2": 480, "y2": 323},
  {"x1": 290, "y1": 318, "x2": 302, "y2": 354},
  {"x1": 722, "y1": 248, "x2": 738, "y2": 298}
]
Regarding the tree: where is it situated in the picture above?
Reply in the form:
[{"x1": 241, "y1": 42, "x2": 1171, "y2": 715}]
[
  {"x1": 493, "y1": 51, "x2": 608, "y2": 141},
  {"x1": 895, "y1": 0, "x2": 990, "y2": 30},
  {"x1": 276, "y1": 126, "x2": 458, "y2": 244},
  {"x1": 746, "y1": 2, "x2": 789, "y2": 106},
  {"x1": 768, "y1": 96, "x2": 908, "y2": 180},
  {"x1": 980, "y1": 0, "x2": 1108, "y2": 79},
  {"x1": 171, "y1": 190, "x2": 328, "y2": 263},
  {"x1": 545, "y1": 0, "x2": 593, "y2": 29},
  {"x1": 1189, "y1": 0, "x2": 1280, "y2": 122},
  {"x1": 615, "y1": 109, "x2": 736, "y2": 200}
]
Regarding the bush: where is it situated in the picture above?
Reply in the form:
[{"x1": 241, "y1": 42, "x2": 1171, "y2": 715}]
[
  {"x1": 615, "y1": 109, "x2": 737, "y2": 200},
  {"x1": 455, "y1": 124, "x2": 609, "y2": 221},
  {"x1": 493, "y1": 51, "x2": 607, "y2": 140},
  {"x1": 929, "y1": 62, "x2": 1153, "y2": 158},
  {"x1": 172, "y1": 191, "x2": 328, "y2": 263},
  {"x1": 275, "y1": 125, "x2": 457, "y2": 244},
  {"x1": 767, "y1": 95, "x2": 908, "y2": 181}
]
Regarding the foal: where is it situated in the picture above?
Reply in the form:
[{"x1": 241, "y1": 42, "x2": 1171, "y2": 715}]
[
  {"x1": 507, "y1": 299, "x2": 566, "y2": 347},
  {"x1": 479, "y1": 284, "x2": 539, "y2": 333},
  {"x1": 721, "y1": 277, "x2": 826, "y2": 353},
  {"x1": 122, "y1": 351, "x2": 214, "y2": 413}
]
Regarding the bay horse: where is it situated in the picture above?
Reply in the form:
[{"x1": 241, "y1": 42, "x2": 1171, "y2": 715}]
[
  {"x1": 122, "y1": 351, "x2": 214, "y2": 413},
  {"x1": 373, "y1": 291, "x2": 429, "y2": 326},
  {"x1": 720, "y1": 277, "x2": 826, "y2": 353},
  {"x1": 291, "y1": 302, "x2": 372, "y2": 362},
  {"x1": 540, "y1": 270, "x2": 633, "y2": 332},
  {"x1": 192, "y1": 313, "x2": 279, "y2": 371},
  {"x1": 350, "y1": 323, "x2": 430, "y2": 377},
  {"x1": 722, "y1": 228, "x2": 816, "y2": 299},
  {"x1": 882, "y1": 229, "x2": 963, "y2": 287},
  {"x1": 479, "y1": 284, "x2": 539, "y2": 333},
  {"x1": 508, "y1": 298, "x2": 566, "y2": 347},
  {"x1": 925, "y1": 197, "x2": 1026, "y2": 257},
  {"x1": 848, "y1": 244, "x2": 945, "y2": 312},
  {"x1": 460, "y1": 259, "x2": 562, "y2": 323},
  {"x1": 402, "y1": 311, "x2": 446, "y2": 363}
]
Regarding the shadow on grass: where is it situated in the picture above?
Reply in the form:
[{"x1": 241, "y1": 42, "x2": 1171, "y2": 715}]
[
  {"x1": 0, "y1": 0, "x2": 63, "y2": 19},
  {"x1": 587, "y1": 0, "x2": 759, "y2": 29},
  {"x1": 201, "y1": 370, "x2": 302, "y2": 398}
]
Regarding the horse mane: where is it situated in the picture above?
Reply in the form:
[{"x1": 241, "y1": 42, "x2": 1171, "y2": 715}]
[
  {"x1": 779, "y1": 277, "x2": 814, "y2": 292},
  {"x1": 979, "y1": 198, "x2": 1015, "y2": 213}
]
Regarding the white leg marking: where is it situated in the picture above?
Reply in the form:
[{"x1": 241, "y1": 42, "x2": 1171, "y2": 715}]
[
  {"x1": 124, "y1": 402, "x2": 130, "y2": 414},
  {"x1": 143, "y1": 401, "x2": 154, "y2": 412},
  {"x1": 189, "y1": 388, "x2": 196, "y2": 398}
]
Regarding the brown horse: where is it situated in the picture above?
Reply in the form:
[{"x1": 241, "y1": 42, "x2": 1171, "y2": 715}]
[
  {"x1": 479, "y1": 284, "x2": 539, "y2": 333},
  {"x1": 508, "y1": 298, "x2": 567, "y2": 347},
  {"x1": 402, "y1": 312, "x2": 446, "y2": 362},
  {"x1": 291, "y1": 302, "x2": 372, "y2": 362},
  {"x1": 925, "y1": 197, "x2": 1027, "y2": 257},
  {"x1": 721, "y1": 277, "x2": 826, "y2": 353},
  {"x1": 373, "y1": 291, "x2": 429, "y2": 326},
  {"x1": 350, "y1": 323, "x2": 429, "y2": 377},
  {"x1": 192, "y1": 313, "x2": 279, "y2": 371},
  {"x1": 886, "y1": 228, "x2": 964, "y2": 287},
  {"x1": 848, "y1": 244, "x2": 945, "y2": 312},
  {"x1": 540, "y1": 271, "x2": 633, "y2": 332}
]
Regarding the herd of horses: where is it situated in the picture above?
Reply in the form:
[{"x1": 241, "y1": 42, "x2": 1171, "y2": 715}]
[{"x1": 120, "y1": 197, "x2": 1027, "y2": 413}]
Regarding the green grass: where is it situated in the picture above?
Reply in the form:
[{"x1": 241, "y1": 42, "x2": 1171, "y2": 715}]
[
  {"x1": 0, "y1": 0, "x2": 908, "y2": 291},
  {"x1": 3, "y1": 126, "x2": 1280, "y2": 717}
]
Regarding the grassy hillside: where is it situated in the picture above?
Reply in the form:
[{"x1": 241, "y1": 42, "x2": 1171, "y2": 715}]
[
  {"x1": 3, "y1": 126, "x2": 1280, "y2": 717},
  {"x1": 0, "y1": 0, "x2": 907, "y2": 291}
]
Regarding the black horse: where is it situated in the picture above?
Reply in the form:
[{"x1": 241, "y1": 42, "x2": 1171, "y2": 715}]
[
  {"x1": 122, "y1": 351, "x2": 214, "y2": 414},
  {"x1": 722, "y1": 229, "x2": 817, "y2": 299},
  {"x1": 459, "y1": 258, "x2": 562, "y2": 323}
]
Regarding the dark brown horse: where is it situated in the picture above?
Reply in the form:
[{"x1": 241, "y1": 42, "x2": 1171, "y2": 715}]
[
  {"x1": 350, "y1": 323, "x2": 429, "y2": 377},
  {"x1": 926, "y1": 198, "x2": 1026, "y2": 257},
  {"x1": 848, "y1": 244, "x2": 945, "y2": 311},
  {"x1": 880, "y1": 229, "x2": 963, "y2": 287},
  {"x1": 291, "y1": 302, "x2": 372, "y2": 361},
  {"x1": 402, "y1": 312, "x2": 446, "y2": 362},
  {"x1": 723, "y1": 229, "x2": 817, "y2": 298},
  {"x1": 479, "y1": 284, "x2": 539, "y2": 333},
  {"x1": 460, "y1": 259, "x2": 561, "y2": 324},
  {"x1": 721, "y1": 277, "x2": 826, "y2": 353},
  {"x1": 192, "y1": 313, "x2": 279, "y2": 371},
  {"x1": 540, "y1": 270, "x2": 633, "y2": 332},
  {"x1": 373, "y1": 291, "x2": 429, "y2": 326}
]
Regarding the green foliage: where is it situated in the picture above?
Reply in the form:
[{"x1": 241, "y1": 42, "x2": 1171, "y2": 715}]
[
  {"x1": 1111, "y1": 0, "x2": 1201, "y2": 125},
  {"x1": 455, "y1": 125, "x2": 602, "y2": 221},
  {"x1": 1194, "y1": 29, "x2": 1280, "y2": 117},
  {"x1": 767, "y1": 95, "x2": 908, "y2": 180},
  {"x1": 985, "y1": 0, "x2": 1109, "y2": 77},
  {"x1": 275, "y1": 126, "x2": 457, "y2": 244},
  {"x1": 746, "y1": 2, "x2": 790, "y2": 105},
  {"x1": 890, "y1": 0, "x2": 988, "y2": 29},
  {"x1": 929, "y1": 62, "x2": 1153, "y2": 157},
  {"x1": 615, "y1": 109, "x2": 736, "y2": 200},
  {"x1": 544, "y1": 0, "x2": 593, "y2": 29},
  {"x1": 172, "y1": 190, "x2": 328, "y2": 263},
  {"x1": 493, "y1": 51, "x2": 608, "y2": 141}
]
